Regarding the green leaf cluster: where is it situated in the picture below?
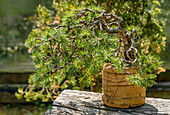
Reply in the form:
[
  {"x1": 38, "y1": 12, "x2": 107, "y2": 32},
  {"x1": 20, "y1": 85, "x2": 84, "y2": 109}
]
[{"x1": 16, "y1": 0, "x2": 166, "y2": 101}]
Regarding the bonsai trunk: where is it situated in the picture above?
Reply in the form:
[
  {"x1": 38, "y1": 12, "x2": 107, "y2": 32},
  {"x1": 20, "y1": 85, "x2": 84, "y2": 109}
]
[
  {"x1": 91, "y1": 75, "x2": 100, "y2": 92},
  {"x1": 122, "y1": 31, "x2": 134, "y2": 60}
]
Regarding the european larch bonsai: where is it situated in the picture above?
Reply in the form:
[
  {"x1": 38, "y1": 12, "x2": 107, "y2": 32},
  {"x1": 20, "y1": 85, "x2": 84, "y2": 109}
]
[{"x1": 15, "y1": 3, "x2": 166, "y2": 102}]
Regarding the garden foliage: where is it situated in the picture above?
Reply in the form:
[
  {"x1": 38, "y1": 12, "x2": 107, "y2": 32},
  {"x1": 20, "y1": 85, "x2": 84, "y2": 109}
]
[{"x1": 15, "y1": 0, "x2": 166, "y2": 102}]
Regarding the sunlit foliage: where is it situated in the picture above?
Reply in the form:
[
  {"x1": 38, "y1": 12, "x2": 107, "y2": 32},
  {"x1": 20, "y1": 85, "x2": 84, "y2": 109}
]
[{"x1": 15, "y1": 0, "x2": 166, "y2": 102}]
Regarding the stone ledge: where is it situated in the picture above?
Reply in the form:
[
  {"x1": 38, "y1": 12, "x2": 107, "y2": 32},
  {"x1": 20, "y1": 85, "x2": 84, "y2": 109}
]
[
  {"x1": 45, "y1": 90, "x2": 170, "y2": 115},
  {"x1": 0, "y1": 84, "x2": 28, "y2": 103},
  {"x1": 0, "y1": 62, "x2": 34, "y2": 73}
]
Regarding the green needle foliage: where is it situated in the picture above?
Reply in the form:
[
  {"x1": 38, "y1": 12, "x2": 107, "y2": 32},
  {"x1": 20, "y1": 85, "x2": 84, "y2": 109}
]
[{"x1": 15, "y1": 0, "x2": 166, "y2": 102}]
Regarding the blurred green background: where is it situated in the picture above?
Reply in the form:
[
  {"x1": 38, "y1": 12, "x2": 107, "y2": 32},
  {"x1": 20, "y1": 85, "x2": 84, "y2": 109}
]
[
  {"x1": 159, "y1": 0, "x2": 170, "y2": 69},
  {"x1": 0, "y1": 0, "x2": 53, "y2": 72},
  {"x1": 0, "y1": 0, "x2": 170, "y2": 114},
  {"x1": 0, "y1": 0, "x2": 53, "y2": 114}
]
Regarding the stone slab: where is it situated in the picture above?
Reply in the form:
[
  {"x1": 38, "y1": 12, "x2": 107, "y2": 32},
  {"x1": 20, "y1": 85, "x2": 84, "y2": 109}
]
[
  {"x1": 0, "y1": 62, "x2": 34, "y2": 73},
  {"x1": 45, "y1": 90, "x2": 170, "y2": 115},
  {"x1": 0, "y1": 72, "x2": 31, "y2": 84}
]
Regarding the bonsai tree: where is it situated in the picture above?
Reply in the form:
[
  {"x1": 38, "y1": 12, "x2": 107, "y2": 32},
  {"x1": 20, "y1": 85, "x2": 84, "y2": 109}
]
[{"x1": 15, "y1": 1, "x2": 166, "y2": 102}]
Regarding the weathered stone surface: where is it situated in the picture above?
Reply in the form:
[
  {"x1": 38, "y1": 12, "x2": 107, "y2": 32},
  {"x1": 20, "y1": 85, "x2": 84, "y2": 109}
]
[{"x1": 45, "y1": 90, "x2": 170, "y2": 115}]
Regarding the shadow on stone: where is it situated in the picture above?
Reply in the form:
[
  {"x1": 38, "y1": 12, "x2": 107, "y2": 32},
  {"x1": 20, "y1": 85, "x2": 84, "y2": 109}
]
[
  {"x1": 47, "y1": 102, "x2": 160, "y2": 115},
  {"x1": 82, "y1": 100, "x2": 159, "y2": 114},
  {"x1": 116, "y1": 103, "x2": 159, "y2": 114},
  {"x1": 104, "y1": 102, "x2": 159, "y2": 114}
]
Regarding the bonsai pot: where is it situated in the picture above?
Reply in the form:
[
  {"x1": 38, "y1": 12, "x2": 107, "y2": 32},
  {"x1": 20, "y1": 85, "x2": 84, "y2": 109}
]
[{"x1": 102, "y1": 63, "x2": 146, "y2": 108}]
